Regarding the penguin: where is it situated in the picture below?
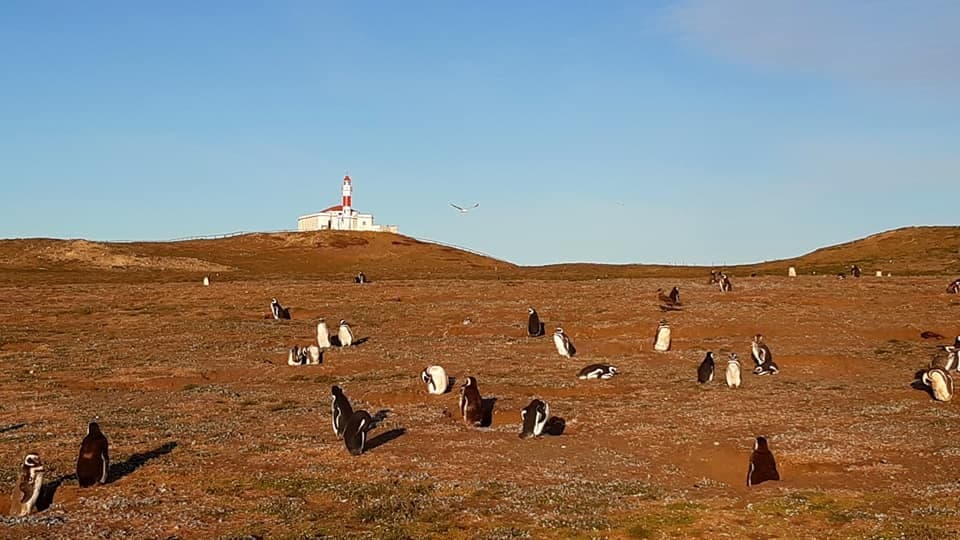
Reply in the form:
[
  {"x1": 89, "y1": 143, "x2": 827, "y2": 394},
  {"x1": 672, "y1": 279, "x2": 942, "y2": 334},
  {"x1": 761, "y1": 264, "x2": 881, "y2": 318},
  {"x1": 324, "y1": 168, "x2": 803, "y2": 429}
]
[
  {"x1": 697, "y1": 352, "x2": 715, "y2": 384},
  {"x1": 725, "y1": 353, "x2": 742, "y2": 388},
  {"x1": 851, "y1": 264, "x2": 861, "y2": 278},
  {"x1": 459, "y1": 376, "x2": 484, "y2": 427},
  {"x1": 553, "y1": 327, "x2": 575, "y2": 357},
  {"x1": 669, "y1": 286, "x2": 681, "y2": 304},
  {"x1": 305, "y1": 344, "x2": 322, "y2": 365},
  {"x1": 577, "y1": 364, "x2": 618, "y2": 380},
  {"x1": 947, "y1": 279, "x2": 960, "y2": 294},
  {"x1": 519, "y1": 399, "x2": 549, "y2": 439},
  {"x1": 708, "y1": 270, "x2": 719, "y2": 284},
  {"x1": 421, "y1": 365, "x2": 449, "y2": 395},
  {"x1": 202, "y1": 275, "x2": 210, "y2": 286},
  {"x1": 747, "y1": 436, "x2": 780, "y2": 486},
  {"x1": 657, "y1": 288, "x2": 680, "y2": 306},
  {"x1": 837, "y1": 273, "x2": 846, "y2": 280},
  {"x1": 9, "y1": 454, "x2": 43, "y2": 517},
  {"x1": 354, "y1": 272, "x2": 367, "y2": 284},
  {"x1": 719, "y1": 274, "x2": 732, "y2": 292},
  {"x1": 922, "y1": 368, "x2": 954, "y2": 402},
  {"x1": 751, "y1": 334, "x2": 777, "y2": 374},
  {"x1": 287, "y1": 345, "x2": 308, "y2": 366},
  {"x1": 331, "y1": 385, "x2": 353, "y2": 439},
  {"x1": 343, "y1": 410, "x2": 373, "y2": 456},
  {"x1": 270, "y1": 298, "x2": 291, "y2": 320},
  {"x1": 317, "y1": 319, "x2": 331, "y2": 348},
  {"x1": 338, "y1": 320, "x2": 354, "y2": 347},
  {"x1": 527, "y1": 308, "x2": 545, "y2": 337},
  {"x1": 653, "y1": 320, "x2": 671, "y2": 352},
  {"x1": 76, "y1": 422, "x2": 109, "y2": 488}
]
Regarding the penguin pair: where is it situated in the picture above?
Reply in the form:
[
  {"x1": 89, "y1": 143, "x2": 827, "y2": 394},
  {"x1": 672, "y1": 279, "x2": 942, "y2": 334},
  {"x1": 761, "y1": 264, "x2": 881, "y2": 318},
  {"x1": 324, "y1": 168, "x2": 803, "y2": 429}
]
[
  {"x1": 270, "y1": 298, "x2": 291, "y2": 320},
  {"x1": 653, "y1": 320, "x2": 671, "y2": 352},
  {"x1": 922, "y1": 368, "x2": 954, "y2": 402},
  {"x1": 751, "y1": 335, "x2": 779, "y2": 375},
  {"x1": 287, "y1": 345, "x2": 321, "y2": 366},
  {"x1": 697, "y1": 352, "x2": 742, "y2": 387},
  {"x1": 527, "y1": 308, "x2": 546, "y2": 337},
  {"x1": 421, "y1": 366, "x2": 449, "y2": 394},
  {"x1": 331, "y1": 386, "x2": 373, "y2": 455},
  {"x1": 553, "y1": 327, "x2": 576, "y2": 357},
  {"x1": 747, "y1": 436, "x2": 780, "y2": 486},
  {"x1": 577, "y1": 364, "x2": 618, "y2": 380}
]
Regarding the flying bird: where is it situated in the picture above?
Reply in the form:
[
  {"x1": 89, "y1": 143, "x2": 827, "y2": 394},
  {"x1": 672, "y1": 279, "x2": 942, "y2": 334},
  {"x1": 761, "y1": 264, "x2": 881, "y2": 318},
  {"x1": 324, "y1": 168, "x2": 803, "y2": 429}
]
[{"x1": 450, "y1": 203, "x2": 479, "y2": 214}]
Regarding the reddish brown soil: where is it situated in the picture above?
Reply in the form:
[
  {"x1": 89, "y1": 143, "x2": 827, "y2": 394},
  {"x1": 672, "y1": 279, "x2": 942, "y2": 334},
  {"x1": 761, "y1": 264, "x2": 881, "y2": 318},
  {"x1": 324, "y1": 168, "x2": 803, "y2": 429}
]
[{"x1": 1, "y1": 271, "x2": 960, "y2": 539}]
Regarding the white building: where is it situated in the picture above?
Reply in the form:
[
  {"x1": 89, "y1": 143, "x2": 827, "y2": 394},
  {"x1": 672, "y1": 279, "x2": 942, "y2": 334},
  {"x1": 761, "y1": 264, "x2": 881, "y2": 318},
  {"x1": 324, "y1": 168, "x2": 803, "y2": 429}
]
[{"x1": 296, "y1": 175, "x2": 398, "y2": 233}]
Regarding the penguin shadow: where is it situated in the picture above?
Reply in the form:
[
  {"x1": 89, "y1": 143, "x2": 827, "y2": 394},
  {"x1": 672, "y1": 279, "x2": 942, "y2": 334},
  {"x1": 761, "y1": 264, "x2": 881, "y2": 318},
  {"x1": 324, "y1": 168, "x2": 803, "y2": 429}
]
[
  {"x1": 544, "y1": 417, "x2": 566, "y2": 436},
  {"x1": 329, "y1": 336, "x2": 370, "y2": 347},
  {"x1": 481, "y1": 397, "x2": 497, "y2": 428},
  {"x1": 0, "y1": 422, "x2": 26, "y2": 434},
  {"x1": 568, "y1": 343, "x2": 577, "y2": 357},
  {"x1": 36, "y1": 472, "x2": 77, "y2": 512},
  {"x1": 659, "y1": 305, "x2": 683, "y2": 312},
  {"x1": 911, "y1": 369, "x2": 934, "y2": 399},
  {"x1": 109, "y1": 441, "x2": 178, "y2": 482},
  {"x1": 445, "y1": 376, "x2": 457, "y2": 393},
  {"x1": 369, "y1": 409, "x2": 391, "y2": 430},
  {"x1": 365, "y1": 428, "x2": 406, "y2": 452}
]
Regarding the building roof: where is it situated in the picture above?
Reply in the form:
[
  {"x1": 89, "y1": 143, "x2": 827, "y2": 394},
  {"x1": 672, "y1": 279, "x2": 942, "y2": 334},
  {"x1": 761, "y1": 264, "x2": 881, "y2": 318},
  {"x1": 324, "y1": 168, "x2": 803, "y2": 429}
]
[{"x1": 321, "y1": 204, "x2": 343, "y2": 213}]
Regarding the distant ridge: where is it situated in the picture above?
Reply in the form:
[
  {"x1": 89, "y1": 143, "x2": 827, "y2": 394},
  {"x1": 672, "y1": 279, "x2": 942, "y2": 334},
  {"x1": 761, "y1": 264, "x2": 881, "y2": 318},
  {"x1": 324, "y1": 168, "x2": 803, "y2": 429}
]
[{"x1": 0, "y1": 226, "x2": 957, "y2": 282}]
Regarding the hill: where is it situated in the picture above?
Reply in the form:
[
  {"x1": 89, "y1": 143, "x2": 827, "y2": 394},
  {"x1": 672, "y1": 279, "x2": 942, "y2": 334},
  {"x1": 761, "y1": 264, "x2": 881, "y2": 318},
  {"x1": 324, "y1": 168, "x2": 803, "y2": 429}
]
[{"x1": 0, "y1": 226, "x2": 957, "y2": 282}]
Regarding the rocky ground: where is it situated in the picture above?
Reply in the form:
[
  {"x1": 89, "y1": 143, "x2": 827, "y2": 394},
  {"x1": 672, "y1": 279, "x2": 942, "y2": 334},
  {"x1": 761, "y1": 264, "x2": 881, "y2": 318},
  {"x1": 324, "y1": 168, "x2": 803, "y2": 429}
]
[{"x1": 0, "y1": 275, "x2": 958, "y2": 539}]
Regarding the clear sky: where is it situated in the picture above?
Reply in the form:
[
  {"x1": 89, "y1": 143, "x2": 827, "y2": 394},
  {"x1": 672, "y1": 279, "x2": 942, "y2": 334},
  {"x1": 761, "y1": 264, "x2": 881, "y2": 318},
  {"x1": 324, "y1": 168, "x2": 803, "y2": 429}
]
[{"x1": 2, "y1": 1, "x2": 958, "y2": 266}]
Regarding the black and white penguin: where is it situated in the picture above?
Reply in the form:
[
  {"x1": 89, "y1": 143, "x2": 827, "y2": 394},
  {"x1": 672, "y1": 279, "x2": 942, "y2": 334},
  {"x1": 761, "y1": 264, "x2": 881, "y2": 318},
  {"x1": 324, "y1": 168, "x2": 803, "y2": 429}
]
[
  {"x1": 331, "y1": 385, "x2": 354, "y2": 439},
  {"x1": 708, "y1": 270, "x2": 719, "y2": 284},
  {"x1": 922, "y1": 368, "x2": 954, "y2": 402},
  {"x1": 726, "y1": 353, "x2": 742, "y2": 388},
  {"x1": 317, "y1": 319, "x2": 331, "y2": 348},
  {"x1": 304, "y1": 344, "x2": 321, "y2": 365},
  {"x1": 697, "y1": 352, "x2": 716, "y2": 384},
  {"x1": 354, "y1": 272, "x2": 367, "y2": 284},
  {"x1": 747, "y1": 436, "x2": 780, "y2": 486},
  {"x1": 947, "y1": 279, "x2": 960, "y2": 294},
  {"x1": 751, "y1": 334, "x2": 779, "y2": 375},
  {"x1": 553, "y1": 327, "x2": 576, "y2": 357},
  {"x1": 338, "y1": 320, "x2": 354, "y2": 347},
  {"x1": 527, "y1": 308, "x2": 545, "y2": 337},
  {"x1": 719, "y1": 273, "x2": 732, "y2": 292},
  {"x1": 287, "y1": 346, "x2": 308, "y2": 366},
  {"x1": 76, "y1": 422, "x2": 109, "y2": 488},
  {"x1": 850, "y1": 264, "x2": 862, "y2": 278},
  {"x1": 653, "y1": 320, "x2": 671, "y2": 352},
  {"x1": 519, "y1": 399, "x2": 549, "y2": 439},
  {"x1": 577, "y1": 364, "x2": 618, "y2": 380},
  {"x1": 421, "y1": 365, "x2": 449, "y2": 395},
  {"x1": 9, "y1": 454, "x2": 43, "y2": 517},
  {"x1": 270, "y1": 298, "x2": 291, "y2": 320},
  {"x1": 459, "y1": 376, "x2": 484, "y2": 427},
  {"x1": 343, "y1": 410, "x2": 373, "y2": 456}
]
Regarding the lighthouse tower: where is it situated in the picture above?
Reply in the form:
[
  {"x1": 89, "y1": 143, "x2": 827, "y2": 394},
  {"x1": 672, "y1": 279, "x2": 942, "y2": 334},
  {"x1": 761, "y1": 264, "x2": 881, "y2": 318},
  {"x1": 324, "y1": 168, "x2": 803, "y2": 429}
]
[{"x1": 341, "y1": 175, "x2": 353, "y2": 216}]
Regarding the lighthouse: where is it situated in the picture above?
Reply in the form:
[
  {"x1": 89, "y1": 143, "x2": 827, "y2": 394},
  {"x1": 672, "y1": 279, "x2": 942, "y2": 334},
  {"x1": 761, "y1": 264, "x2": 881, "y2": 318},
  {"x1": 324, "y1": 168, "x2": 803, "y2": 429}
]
[{"x1": 295, "y1": 174, "x2": 398, "y2": 233}]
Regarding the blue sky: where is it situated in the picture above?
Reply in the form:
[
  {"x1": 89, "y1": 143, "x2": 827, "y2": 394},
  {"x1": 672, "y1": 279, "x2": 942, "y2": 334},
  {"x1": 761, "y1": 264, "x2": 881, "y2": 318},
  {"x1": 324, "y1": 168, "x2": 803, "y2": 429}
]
[{"x1": 1, "y1": 1, "x2": 958, "y2": 266}]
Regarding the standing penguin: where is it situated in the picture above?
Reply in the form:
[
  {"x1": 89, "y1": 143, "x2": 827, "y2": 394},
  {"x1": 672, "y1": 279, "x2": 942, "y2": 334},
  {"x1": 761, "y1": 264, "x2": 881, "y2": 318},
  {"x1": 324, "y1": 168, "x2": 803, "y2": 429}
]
[
  {"x1": 519, "y1": 399, "x2": 549, "y2": 439},
  {"x1": 459, "y1": 376, "x2": 484, "y2": 427},
  {"x1": 922, "y1": 368, "x2": 954, "y2": 402},
  {"x1": 76, "y1": 422, "x2": 109, "y2": 488},
  {"x1": 653, "y1": 320, "x2": 671, "y2": 352},
  {"x1": 947, "y1": 279, "x2": 960, "y2": 294},
  {"x1": 697, "y1": 352, "x2": 716, "y2": 384},
  {"x1": 331, "y1": 385, "x2": 354, "y2": 439},
  {"x1": 304, "y1": 344, "x2": 322, "y2": 365},
  {"x1": 851, "y1": 264, "x2": 862, "y2": 278},
  {"x1": 747, "y1": 436, "x2": 780, "y2": 486},
  {"x1": 9, "y1": 454, "x2": 43, "y2": 517},
  {"x1": 343, "y1": 410, "x2": 373, "y2": 456},
  {"x1": 527, "y1": 308, "x2": 545, "y2": 337},
  {"x1": 420, "y1": 365, "x2": 449, "y2": 395},
  {"x1": 553, "y1": 327, "x2": 576, "y2": 357},
  {"x1": 317, "y1": 319, "x2": 331, "y2": 349},
  {"x1": 751, "y1": 334, "x2": 779, "y2": 375},
  {"x1": 719, "y1": 273, "x2": 733, "y2": 292},
  {"x1": 354, "y1": 272, "x2": 367, "y2": 284},
  {"x1": 287, "y1": 345, "x2": 308, "y2": 366},
  {"x1": 270, "y1": 298, "x2": 291, "y2": 320},
  {"x1": 338, "y1": 320, "x2": 354, "y2": 347},
  {"x1": 725, "y1": 353, "x2": 742, "y2": 388}
]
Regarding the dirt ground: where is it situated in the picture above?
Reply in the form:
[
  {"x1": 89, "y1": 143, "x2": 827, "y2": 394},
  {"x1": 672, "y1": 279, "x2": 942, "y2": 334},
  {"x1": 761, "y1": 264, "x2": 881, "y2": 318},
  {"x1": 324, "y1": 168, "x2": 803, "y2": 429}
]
[{"x1": 0, "y1": 275, "x2": 959, "y2": 539}]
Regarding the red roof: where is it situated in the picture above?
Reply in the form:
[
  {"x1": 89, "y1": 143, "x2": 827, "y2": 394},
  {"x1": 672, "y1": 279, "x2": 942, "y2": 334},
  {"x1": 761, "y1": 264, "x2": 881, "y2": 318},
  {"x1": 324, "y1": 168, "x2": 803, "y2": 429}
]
[{"x1": 321, "y1": 205, "x2": 344, "y2": 213}]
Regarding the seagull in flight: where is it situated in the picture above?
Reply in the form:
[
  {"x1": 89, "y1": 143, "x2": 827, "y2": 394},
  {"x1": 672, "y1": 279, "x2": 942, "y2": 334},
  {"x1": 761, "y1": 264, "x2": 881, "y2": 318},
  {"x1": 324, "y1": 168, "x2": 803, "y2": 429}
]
[{"x1": 450, "y1": 203, "x2": 479, "y2": 214}]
